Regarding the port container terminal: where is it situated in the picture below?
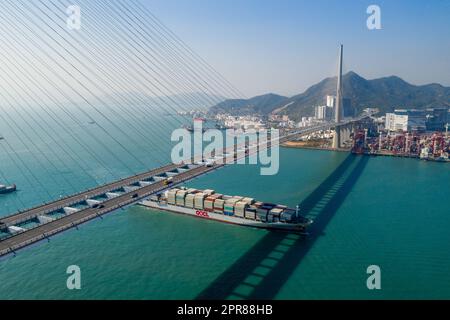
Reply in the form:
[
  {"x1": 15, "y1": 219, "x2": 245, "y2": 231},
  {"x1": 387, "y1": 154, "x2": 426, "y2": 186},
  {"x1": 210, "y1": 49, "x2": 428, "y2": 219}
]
[{"x1": 0, "y1": 114, "x2": 373, "y2": 258}]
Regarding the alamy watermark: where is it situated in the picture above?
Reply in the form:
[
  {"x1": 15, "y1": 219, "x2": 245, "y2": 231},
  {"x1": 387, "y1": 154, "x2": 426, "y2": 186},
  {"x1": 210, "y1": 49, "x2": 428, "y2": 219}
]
[
  {"x1": 366, "y1": 265, "x2": 381, "y2": 290},
  {"x1": 171, "y1": 121, "x2": 280, "y2": 176},
  {"x1": 367, "y1": 5, "x2": 382, "y2": 30},
  {"x1": 67, "y1": 5, "x2": 81, "y2": 30},
  {"x1": 66, "y1": 265, "x2": 81, "y2": 290}
]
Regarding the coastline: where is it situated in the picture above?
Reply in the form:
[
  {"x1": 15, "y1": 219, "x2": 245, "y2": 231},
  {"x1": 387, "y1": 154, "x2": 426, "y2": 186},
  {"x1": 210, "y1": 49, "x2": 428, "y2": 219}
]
[
  {"x1": 281, "y1": 142, "x2": 449, "y2": 162},
  {"x1": 281, "y1": 141, "x2": 351, "y2": 153}
]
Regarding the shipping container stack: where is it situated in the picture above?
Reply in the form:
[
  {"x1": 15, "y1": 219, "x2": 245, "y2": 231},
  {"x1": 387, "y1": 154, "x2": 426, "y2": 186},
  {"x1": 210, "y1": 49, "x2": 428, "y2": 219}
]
[
  {"x1": 204, "y1": 193, "x2": 223, "y2": 212},
  {"x1": 184, "y1": 193, "x2": 195, "y2": 208},
  {"x1": 214, "y1": 198, "x2": 225, "y2": 214},
  {"x1": 234, "y1": 201, "x2": 248, "y2": 218},
  {"x1": 244, "y1": 207, "x2": 257, "y2": 220},
  {"x1": 224, "y1": 198, "x2": 240, "y2": 216},
  {"x1": 256, "y1": 203, "x2": 276, "y2": 222},
  {"x1": 269, "y1": 208, "x2": 283, "y2": 223},
  {"x1": 176, "y1": 190, "x2": 188, "y2": 207},
  {"x1": 203, "y1": 189, "x2": 215, "y2": 196},
  {"x1": 194, "y1": 193, "x2": 207, "y2": 210},
  {"x1": 279, "y1": 209, "x2": 296, "y2": 223},
  {"x1": 234, "y1": 197, "x2": 255, "y2": 218},
  {"x1": 167, "y1": 189, "x2": 179, "y2": 205},
  {"x1": 149, "y1": 194, "x2": 160, "y2": 202},
  {"x1": 164, "y1": 188, "x2": 296, "y2": 224}
]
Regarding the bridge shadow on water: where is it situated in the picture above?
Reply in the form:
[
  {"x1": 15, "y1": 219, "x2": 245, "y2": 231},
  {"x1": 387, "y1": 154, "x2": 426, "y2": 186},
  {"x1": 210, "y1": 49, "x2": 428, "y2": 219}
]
[{"x1": 196, "y1": 154, "x2": 369, "y2": 300}]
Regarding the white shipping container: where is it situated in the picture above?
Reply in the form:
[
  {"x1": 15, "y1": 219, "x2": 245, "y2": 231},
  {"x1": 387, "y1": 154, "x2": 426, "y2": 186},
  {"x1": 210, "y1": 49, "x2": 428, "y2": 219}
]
[
  {"x1": 194, "y1": 193, "x2": 206, "y2": 209},
  {"x1": 194, "y1": 201, "x2": 204, "y2": 209},
  {"x1": 225, "y1": 198, "x2": 240, "y2": 205},
  {"x1": 235, "y1": 201, "x2": 248, "y2": 208},
  {"x1": 245, "y1": 211, "x2": 256, "y2": 220},
  {"x1": 204, "y1": 200, "x2": 214, "y2": 209},
  {"x1": 242, "y1": 198, "x2": 255, "y2": 204},
  {"x1": 234, "y1": 208, "x2": 245, "y2": 217}
]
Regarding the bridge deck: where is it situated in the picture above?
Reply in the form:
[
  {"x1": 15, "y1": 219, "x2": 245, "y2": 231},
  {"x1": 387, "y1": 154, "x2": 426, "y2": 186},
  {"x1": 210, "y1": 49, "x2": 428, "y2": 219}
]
[
  {"x1": 0, "y1": 163, "x2": 179, "y2": 227},
  {"x1": 0, "y1": 114, "x2": 373, "y2": 257},
  {"x1": 0, "y1": 163, "x2": 222, "y2": 256}
]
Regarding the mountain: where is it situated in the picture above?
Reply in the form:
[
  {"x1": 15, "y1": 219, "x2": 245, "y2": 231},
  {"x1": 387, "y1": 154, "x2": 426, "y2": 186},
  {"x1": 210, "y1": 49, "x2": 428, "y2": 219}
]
[
  {"x1": 210, "y1": 72, "x2": 450, "y2": 120},
  {"x1": 110, "y1": 92, "x2": 226, "y2": 111},
  {"x1": 209, "y1": 93, "x2": 288, "y2": 115}
]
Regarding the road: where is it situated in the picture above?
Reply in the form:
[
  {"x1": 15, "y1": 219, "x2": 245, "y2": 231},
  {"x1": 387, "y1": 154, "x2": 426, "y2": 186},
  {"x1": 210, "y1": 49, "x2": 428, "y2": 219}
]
[
  {"x1": 0, "y1": 163, "x2": 179, "y2": 227},
  {"x1": 0, "y1": 113, "x2": 373, "y2": 257},
  {"x1": 0, "y1": 163, "x2": 223, "y2": 256}
]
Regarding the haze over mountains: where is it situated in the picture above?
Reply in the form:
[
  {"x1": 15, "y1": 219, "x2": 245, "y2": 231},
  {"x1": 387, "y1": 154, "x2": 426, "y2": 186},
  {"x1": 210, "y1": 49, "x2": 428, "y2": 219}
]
[{"x1": 210, "y1": 72, "x2": 450, "y2": 120}]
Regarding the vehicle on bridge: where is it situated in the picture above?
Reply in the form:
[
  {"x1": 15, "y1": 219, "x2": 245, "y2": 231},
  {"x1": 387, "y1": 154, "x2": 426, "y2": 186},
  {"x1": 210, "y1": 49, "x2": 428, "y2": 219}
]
[{"x1": 163, "y1": 177, "x2": 174, "y2": 186}]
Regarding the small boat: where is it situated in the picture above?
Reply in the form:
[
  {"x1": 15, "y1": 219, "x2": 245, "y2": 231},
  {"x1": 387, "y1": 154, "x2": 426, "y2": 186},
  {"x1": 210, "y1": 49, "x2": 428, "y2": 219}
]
[
  {"x1": 0, "y1": 184, "x2": 16, "y2": 194},
  {"x1": 182, "y1": 125, "x2": 206, "y2": 133},
  {"x1": 215, "y1": 123, "x2": 230, "y2": 130}
]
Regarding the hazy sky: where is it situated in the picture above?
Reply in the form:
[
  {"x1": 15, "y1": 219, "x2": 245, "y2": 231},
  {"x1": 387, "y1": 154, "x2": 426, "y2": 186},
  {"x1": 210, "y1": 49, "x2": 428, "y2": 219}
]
[{"x1": 145, "y1": 0, "x2": 450, "y2": 97}]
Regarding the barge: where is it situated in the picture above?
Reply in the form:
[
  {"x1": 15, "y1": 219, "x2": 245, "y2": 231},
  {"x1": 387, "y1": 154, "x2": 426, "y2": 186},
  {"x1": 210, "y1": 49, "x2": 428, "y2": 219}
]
[{"x1": 140, "y1": 187, "x2": 312, "y2": 232}]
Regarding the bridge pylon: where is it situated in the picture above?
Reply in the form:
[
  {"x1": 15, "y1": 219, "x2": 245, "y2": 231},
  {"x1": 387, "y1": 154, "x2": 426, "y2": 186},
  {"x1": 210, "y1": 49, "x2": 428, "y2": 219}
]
[{"x1": 333, "y1": 44, "x2": 344, "y2": 149}]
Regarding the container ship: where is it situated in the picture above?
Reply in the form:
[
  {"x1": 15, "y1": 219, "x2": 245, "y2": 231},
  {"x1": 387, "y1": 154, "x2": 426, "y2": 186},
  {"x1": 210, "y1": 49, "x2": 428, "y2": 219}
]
[{"x1": 140, "y1": 188, "x2": 312, "y2": 232}]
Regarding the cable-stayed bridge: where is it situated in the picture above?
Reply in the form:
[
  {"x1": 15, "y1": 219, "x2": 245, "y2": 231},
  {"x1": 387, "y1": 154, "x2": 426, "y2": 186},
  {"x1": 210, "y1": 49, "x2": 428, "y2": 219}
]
[
  {"x1": 0, "y1": 114, "x2": 372, "y2": 257},
  {"x1": 0, "y1": 1, "x2": 372, "y2": 257}
]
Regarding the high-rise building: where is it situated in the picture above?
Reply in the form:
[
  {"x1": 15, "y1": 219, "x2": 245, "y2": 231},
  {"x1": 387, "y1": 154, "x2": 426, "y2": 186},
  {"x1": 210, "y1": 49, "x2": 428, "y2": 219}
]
[
  {"x1": 326, "y1": 95, "x2": 353, "y2": 118},
  {"x1": 326, "y1": 95, "x2": 336, "y2": 108},
  {"x1": 315, "y1": 105, "x2": 333, "y2": 120}
]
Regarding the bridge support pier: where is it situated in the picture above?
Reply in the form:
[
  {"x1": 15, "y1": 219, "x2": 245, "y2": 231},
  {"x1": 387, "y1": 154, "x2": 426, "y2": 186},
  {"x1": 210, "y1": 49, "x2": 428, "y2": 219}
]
[
  {"x1": 333, "y1": 123, "x2": 354, "y2": 149},
  {"x1": 332, "y1": 126, "x2": 341, "y2": 149},
  {"x1": 342, "y1": 126, "x2": 350, "y2": 143}
]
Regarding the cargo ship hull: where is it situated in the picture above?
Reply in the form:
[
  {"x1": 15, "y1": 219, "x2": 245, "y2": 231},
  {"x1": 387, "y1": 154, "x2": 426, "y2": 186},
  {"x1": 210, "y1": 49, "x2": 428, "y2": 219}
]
[{"x1": 140, "y1": 200, "x2": 307, "y2": 232}]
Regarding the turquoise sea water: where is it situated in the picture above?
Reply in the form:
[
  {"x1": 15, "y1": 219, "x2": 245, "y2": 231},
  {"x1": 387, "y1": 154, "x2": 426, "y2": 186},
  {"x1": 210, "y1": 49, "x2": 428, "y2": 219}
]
[{"x1": 1, "y1": 143, "x2": 449, "y2": 299}]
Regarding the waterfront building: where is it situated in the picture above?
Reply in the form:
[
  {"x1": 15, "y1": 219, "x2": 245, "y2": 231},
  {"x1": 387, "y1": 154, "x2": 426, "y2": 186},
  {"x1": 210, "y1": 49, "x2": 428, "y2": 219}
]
[
  {"x1": 385, "y1": 108, "x2": 449, "y2": 132},
  {"x1": 425, "y1": 107, "x2": 449, "y2": 131},
  {"x1": 385, "y1": 109, "x2": 427, "y2": 132}
]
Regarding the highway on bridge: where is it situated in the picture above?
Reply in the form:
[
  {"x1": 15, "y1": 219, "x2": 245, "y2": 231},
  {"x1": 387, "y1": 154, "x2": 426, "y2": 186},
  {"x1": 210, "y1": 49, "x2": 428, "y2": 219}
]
[
  {"x1": 0, "y1": 113, "x2": 373, "y2": 257},
  {"x1": 0, "y1": 163, "x2": 223, "y2": 256}
]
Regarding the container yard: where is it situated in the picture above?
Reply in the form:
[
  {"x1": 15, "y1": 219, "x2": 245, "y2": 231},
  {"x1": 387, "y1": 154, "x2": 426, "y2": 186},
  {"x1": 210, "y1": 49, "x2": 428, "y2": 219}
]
[
  {"x1": 352, "y1": 129, "x2": 450, "y2": 162},
  {"x1": 140, "y1": 188, "x2": 312, "y2": 232}
]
